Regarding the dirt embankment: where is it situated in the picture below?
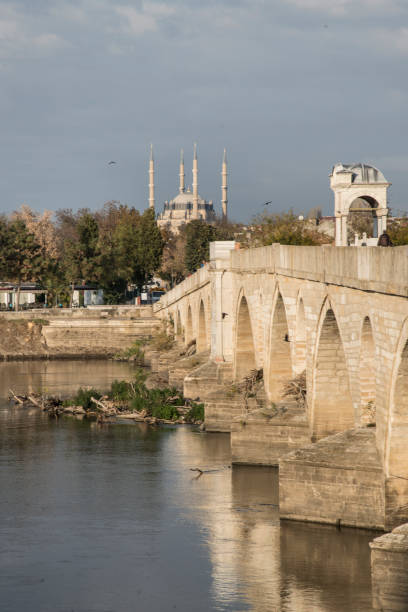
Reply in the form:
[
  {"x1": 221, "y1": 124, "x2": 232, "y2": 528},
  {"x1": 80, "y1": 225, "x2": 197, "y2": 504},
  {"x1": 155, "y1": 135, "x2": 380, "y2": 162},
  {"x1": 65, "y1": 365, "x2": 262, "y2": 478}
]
[{"x1": 0, "y1": 319, "x2": 49, "y2": 360}]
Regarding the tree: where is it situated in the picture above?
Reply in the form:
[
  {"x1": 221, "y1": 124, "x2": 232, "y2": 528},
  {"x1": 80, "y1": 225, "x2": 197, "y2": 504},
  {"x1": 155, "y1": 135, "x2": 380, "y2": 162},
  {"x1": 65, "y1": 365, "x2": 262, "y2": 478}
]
[
  {"x1": 0, "y1": 219, "x2": 47, "y2": 311},
  {"x1": 12, "y1": 204, "x2": 59, "y2": 260},
  {"x1": 63, "y1": 212, "x2": 102, "y2": 305},
  {"x1": 184, "y1": 220, "x2": 218, "y2": 273},
  {"x1": 115, "y1": 207, "x2": 163, "y2": 291},
  {"x1": 387, "y1": 219, "x2": 408, "y2": 245},
  {"x1": 249, "y1": 211, "x2": 331, "y2": 247},
  {"x1": 159, "y1": 227, "x2": 187, "y2": 286},
  {"x1": 134, "y1": 208, "x2": 163, "y2": 289},
  {"x1": 13, "y1": 205, "x2": 65, "y2": 306}
]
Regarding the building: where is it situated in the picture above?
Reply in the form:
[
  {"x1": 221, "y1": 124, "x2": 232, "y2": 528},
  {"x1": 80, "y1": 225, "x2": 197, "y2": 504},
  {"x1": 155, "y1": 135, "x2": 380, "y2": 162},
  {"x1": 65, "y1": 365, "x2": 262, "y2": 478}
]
[
  {"x1": 151, "y1": 144, "x2": 228, "y2": 233},
  {"x1": 72, "y1": 284, "x2": 104, "y2": 307},
  {"x1": 330, "y1": 162, "x2": 390, "y2": 246},
  {"x1": 0, "y1": 283, "x2": 47, "y2": 309}
]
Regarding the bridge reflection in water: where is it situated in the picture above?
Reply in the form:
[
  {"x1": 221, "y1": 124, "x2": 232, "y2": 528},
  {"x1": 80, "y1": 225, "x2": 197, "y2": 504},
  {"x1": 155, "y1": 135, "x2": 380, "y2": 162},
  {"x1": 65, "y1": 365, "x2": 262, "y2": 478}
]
[{"x1": 165, "y1": 427, "x2": 375, "y2": 612}]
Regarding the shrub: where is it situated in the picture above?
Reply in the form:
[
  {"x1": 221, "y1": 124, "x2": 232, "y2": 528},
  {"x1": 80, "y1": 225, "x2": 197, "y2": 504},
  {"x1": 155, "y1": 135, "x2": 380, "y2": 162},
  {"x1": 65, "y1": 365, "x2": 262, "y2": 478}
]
[
  {"x1": 113, "y1": 338, "x2": 146, "y2": 363},
  {"x1": 73, "y1": 387, "x2": 102, "y2": 411},
  {"x1": 186, "y1": 402, "x2": 204, "y2": 422},
  {"x1": 110, "y1": 380, "x2": 133, "y2": 401},
  {"x1": 151, "y1": 404, "x2": 180, "y2": 420}
]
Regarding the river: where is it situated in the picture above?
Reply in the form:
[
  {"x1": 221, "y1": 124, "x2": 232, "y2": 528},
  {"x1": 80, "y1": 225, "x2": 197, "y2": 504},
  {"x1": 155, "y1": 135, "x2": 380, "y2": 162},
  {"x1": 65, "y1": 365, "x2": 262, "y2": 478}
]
[{"x1": 0, "y1": 360, "x2": 376, "y2": 611}]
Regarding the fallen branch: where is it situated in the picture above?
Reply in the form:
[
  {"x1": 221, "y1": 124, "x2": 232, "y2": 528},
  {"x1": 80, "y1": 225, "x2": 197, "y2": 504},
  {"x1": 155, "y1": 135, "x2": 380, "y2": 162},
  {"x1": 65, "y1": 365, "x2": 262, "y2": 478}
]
[
  {"x1": 90, "y1": 396, "x2": 113, "y2": 413},
  {"x1": 9, "y1": 389, "x2": 24, "y2": 404},
  {"x1": 28, "y1": 395, "x2": 43, "y2": 409}
]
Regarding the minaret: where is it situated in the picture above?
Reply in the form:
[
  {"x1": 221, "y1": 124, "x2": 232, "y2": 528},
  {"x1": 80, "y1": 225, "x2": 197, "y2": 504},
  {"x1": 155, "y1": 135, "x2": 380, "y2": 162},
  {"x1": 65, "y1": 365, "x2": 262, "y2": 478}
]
[
  {"x1": 179, "y1": 149, "x2": 185, "y2": 194},
  {"x1": 148, "y1": 143, "x2": 155, "y2": 210},
  {"x1": 192, "y1": 143, "x2": 199, "y2": 219},
  {"x1": 221, "y1": 148, "x2": 228, "y2": 220}
]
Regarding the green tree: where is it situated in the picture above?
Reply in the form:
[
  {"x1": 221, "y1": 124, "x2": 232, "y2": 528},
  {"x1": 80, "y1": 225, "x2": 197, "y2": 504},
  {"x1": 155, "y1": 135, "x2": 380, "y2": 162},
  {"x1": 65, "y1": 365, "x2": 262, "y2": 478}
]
[
  {"x1": 183, "y1": 219, "x2": 237, "y2": 273},
  {"x1": 64, "y1": 213, "x2": 102, "y2": 299},
  {"x1": 184, "y1": 220, "x2": 218, "y2": 273},
  {"x1": 115, "y1": 207, "x2": 163, "y2": 291},
  {"x1": 0, "y1": 219, "x2": 48, "y2": 311},
  {"x1": 135, "y1": 208, "x2": 163, "y2": 288}
]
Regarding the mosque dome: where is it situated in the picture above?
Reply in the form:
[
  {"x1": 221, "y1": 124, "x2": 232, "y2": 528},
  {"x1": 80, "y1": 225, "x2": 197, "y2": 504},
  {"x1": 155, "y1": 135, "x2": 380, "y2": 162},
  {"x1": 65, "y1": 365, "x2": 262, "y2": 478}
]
[
  {"x1": 331, "y1": 163, "x2": 388, "y2": 184},
  {"x1": 170, "y1": 187, "x2": 205, "y2": 207}
]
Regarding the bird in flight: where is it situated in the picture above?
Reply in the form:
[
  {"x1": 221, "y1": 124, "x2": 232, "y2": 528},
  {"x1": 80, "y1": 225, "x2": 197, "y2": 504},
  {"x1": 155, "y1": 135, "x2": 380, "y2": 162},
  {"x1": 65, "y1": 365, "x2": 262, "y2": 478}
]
[
  {"x1": 108, "y1": 161, "x2": 117, "y2": 165},
  {"x1": 263, "y1": 201, "x2": 272, "y2": 206}
]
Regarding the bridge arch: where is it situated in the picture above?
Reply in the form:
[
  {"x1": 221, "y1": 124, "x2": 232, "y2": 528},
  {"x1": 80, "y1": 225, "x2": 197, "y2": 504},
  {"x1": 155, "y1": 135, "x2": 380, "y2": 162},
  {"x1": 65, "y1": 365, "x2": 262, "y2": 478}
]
[
  {"x1": 234, "y1": 292, "x2": 256, "y2": 381},
  {"x1": 311, "y1": 301, "x2": 354, "y2": 439},
  {"x1": 197, "y1": 299, "x2": 207, "y2": 353},
  {"x1": 359, "y1": 316, "x2": 376, "y2": 423},
  {"x1": 294, "y1": 295, "x2": 307, "y2": 375},
  {"x1": 386, "y1": 319, "x2": 408, "y2": 480},
  {"x1": 266, "y1": 291, "x2": 293, "y2": 402},
  {"x1": 176, "y1": 309, "x2": 183, "y2": 341},
  {"x1": 186, "y1": 304, "x2": 194, "y2": 345},
  {"x1": 385, "y1": 318, "x2": 408, "y2": 524}
]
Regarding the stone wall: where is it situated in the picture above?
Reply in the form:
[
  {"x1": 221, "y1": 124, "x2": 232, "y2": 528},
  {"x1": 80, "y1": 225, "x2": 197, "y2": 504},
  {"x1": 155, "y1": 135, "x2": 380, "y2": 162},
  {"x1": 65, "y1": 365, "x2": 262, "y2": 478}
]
[{"x1": 0, "y1": 306, "x2": 159, "y2": 358}]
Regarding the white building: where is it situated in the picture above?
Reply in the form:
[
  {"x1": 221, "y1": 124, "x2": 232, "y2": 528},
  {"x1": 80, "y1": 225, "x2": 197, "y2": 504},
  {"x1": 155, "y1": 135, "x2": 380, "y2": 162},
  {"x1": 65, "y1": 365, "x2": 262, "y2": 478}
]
[{"x1": 330, "y1": 163, "x2": 390, "y2": 246}]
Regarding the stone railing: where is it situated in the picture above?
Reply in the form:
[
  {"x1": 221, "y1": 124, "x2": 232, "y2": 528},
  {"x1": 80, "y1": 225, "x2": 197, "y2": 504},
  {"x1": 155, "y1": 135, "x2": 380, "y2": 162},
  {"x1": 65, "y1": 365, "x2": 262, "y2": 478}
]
[
  {"x1": 230, "y1": 244, "x2": 408, "y2": 297},
  {"x1": 155, "y1": 243, "x2": 408, "y2": 314},
  {"x1": 153, "y1": 265, "x2": 210, "y2": 312}
]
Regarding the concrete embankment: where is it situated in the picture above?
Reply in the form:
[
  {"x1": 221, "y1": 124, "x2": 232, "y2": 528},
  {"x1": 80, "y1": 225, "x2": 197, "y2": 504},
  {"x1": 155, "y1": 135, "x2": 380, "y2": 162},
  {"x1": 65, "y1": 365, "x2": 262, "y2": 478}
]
[{"x1": 0, "y1": 306, "x2": 159, "y2": 360}]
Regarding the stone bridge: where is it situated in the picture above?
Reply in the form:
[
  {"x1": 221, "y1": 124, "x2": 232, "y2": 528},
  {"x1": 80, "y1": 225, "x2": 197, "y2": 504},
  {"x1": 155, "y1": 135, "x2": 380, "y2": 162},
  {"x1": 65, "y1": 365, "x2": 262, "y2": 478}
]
[{"x1": 154, "y1": 241, "x2": 408, "y2": 532}]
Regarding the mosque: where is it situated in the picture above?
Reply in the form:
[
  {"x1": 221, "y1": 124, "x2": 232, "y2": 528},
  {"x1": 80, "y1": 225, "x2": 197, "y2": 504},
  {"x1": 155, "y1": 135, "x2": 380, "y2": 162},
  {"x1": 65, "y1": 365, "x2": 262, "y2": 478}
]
[{"x1": 148, "y1": 144, "x2": 228, "y2": 233}]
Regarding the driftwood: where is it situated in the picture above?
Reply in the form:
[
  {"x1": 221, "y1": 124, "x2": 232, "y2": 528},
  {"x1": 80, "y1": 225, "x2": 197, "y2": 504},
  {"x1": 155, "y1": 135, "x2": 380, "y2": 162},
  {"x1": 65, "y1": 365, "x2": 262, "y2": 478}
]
[
  {"x1": 28, "y1": 395, "x2": 43, "y2": 409},
  {"x1": 9, "y1": 389, "x2": 24, "y2": 404},
  {"x1": 90, "y1": 396, "x2": 111, "y2": 412},
  {"x1": 8, "y1": 388, "x2": 199, "y2": 429},
  {"x1": 118, "y1": 412, "x2": 146, "y2": 421}
]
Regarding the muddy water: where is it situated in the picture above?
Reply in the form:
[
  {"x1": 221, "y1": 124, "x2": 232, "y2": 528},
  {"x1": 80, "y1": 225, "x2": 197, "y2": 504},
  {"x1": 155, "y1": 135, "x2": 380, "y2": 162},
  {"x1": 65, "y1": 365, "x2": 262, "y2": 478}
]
[{"x1": 0, "y1": 360, "x2": 375, "y2": 611}]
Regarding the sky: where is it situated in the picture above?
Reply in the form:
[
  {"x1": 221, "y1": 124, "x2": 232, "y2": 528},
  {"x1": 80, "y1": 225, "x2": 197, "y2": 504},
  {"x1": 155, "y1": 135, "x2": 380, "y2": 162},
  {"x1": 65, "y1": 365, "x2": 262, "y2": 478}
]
[{"x1": 0, "y1": 0, "x2": 407, "y2": 222}]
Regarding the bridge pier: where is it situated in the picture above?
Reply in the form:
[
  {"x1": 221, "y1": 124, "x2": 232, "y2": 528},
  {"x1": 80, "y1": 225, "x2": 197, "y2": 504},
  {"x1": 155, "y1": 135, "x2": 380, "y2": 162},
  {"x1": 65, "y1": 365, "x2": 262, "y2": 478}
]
[
  {"x1": 370, "y1": 524, "x2": 408, "y2": 611},
  {"x1": 231, "y1": 401, "x2": 310, "y2": 465},
  {"x1": 279, "y1": 428, "x2": 386, "y2": 530}
]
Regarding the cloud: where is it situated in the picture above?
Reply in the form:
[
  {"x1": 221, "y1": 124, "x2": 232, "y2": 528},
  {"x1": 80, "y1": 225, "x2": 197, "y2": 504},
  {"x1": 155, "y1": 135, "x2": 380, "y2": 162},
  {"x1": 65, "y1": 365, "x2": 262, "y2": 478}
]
[
  {"x1": 382, "y1": 27, "x2": 408, "y2": 55},
  {"x1": 284, "y1": 0, "x2": 404, "y2": 16},
  {"x1": 0, "y1": 4, "x2": 65, "y2": 60},
  {"x1": 115, "y1": 3, "x2": 175, "y2": 36},
  {"x1": 50, "y1": 4, "x2": 88, "y2": 24}
]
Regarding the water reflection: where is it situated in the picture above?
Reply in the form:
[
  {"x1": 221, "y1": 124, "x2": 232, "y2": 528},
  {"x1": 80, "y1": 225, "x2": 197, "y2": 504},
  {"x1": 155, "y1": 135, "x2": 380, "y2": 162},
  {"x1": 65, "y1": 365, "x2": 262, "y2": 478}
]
[
  {"x1": 0, "y1": 359, "x2": 138, "y2": 398},
  {"x1": 161, "y1": 428, "x2": 374, "y2": 611},
  {"x1": 0, "y1": 361, "x2": 374, "y2": 611}
]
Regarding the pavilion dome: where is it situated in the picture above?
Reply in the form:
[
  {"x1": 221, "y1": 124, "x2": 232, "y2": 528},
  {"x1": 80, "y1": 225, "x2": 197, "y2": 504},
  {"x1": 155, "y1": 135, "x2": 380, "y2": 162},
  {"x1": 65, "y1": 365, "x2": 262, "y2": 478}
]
[{"x1": 331, "y1": 163, "x2": 387, "y2": 184}]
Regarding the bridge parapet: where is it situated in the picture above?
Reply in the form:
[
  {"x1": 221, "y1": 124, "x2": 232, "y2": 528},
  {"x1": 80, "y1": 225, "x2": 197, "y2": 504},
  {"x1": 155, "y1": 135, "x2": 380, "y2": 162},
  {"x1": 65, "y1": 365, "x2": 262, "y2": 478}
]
[
  {"x1": 153, "y1": 265, "x2": 210, "y2": 313},
  {"x1": 230, "y1": 243, "x2": 408, "y2": 297}
]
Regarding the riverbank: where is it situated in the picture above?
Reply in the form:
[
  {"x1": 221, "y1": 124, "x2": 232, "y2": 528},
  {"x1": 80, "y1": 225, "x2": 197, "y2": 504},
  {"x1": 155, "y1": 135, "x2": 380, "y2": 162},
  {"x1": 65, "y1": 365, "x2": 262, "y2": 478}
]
[{"x1": 0, "y1": 307, "x2": 160, "y2": 360}]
